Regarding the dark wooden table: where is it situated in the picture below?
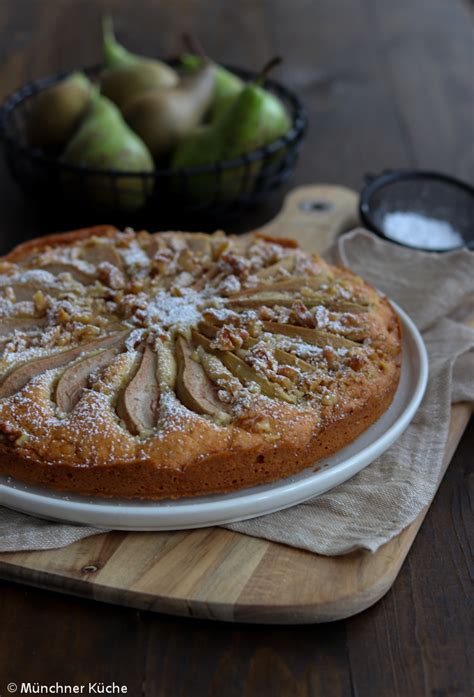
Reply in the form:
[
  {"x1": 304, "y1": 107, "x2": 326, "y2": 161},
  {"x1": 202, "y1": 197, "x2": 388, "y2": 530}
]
[{"x1": 0, "y1": 1, "x2": 472, "y2": 695}]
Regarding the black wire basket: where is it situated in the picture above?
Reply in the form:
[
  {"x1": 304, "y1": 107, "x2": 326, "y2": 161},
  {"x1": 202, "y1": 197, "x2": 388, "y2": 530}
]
[{"x1": 0, "y1": 64, "x2": 307, "y2": 226}]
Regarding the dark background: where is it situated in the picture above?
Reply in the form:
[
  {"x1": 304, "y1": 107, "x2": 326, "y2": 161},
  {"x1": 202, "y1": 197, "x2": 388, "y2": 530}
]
[
  {"x1": 0, "y1": 0, "x2": 473, "y2": 245},
  {"x1": 0, "y1": 1, "x2": 473, "y2": 695}
]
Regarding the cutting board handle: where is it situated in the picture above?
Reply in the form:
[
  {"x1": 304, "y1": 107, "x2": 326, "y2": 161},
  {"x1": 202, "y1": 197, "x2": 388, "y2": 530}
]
[{"x1": 257, "y1": 184, "x2": 360, "y2": 253}]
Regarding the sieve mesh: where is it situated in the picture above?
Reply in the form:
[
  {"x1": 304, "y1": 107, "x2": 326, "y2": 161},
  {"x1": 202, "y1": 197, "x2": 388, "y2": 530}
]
[{"x1": 360, "y1": 170, "x2": 474, "y2": 252}]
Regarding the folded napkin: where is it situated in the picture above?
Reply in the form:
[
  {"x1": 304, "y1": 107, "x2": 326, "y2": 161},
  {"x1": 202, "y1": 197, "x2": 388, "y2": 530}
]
[{"x1": 1, "y1": 230, "x2": 473, "y2": 554}]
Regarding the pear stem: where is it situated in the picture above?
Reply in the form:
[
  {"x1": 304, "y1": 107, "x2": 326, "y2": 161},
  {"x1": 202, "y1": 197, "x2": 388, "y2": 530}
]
[
  {"x1": 182, "y1": 34, "x2": 208, "y2": 62},
  {"x1": 102, "y1": 15, "x2": 115, "y2": 42},
  {"x1": 101, "y1": 15, "x2": 135, "y2": 69},
  {"x1": 255, "y1": 56, "x2": 282, "y2": 86}
]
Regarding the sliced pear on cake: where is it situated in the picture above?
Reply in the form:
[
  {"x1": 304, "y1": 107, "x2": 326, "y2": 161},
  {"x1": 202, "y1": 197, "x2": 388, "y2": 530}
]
[
  {"x1": 262, "y1": 322, "x2": 360, "y2": 349},
  {"x1": 191, "y1": 330, "x2": 299, "y2": 404},
  {"x1": 253, "y1": 256, "x2": 295, "y2": 279},
  {"x1": 37, "y1": 262, "x2": 96, "y2": 285},
  {"x1": 228, "y1": 292, "x2": 368, "y2": 314},
  {"x1": 0, "y1": 332, "x2": 128, "y2": 400},
  {"x1": 80, "y1": 242, "x2": 124, "y2": 270},
  {"x1": 272, "y1": 347, "x2": 314, "y2": 373},
  {"x1": 175, "y1": 336, "x2": 231, "y2": 417},
  {"x1": 221, "y1": 350, "x2": 299, "y2": 404},
  {"x1": 227, "y1": 293, "x2": 294, "y2": 309},
  {"x1": 116, "y1": 346, "x2": 159, "y2": 435},
  {"x1": 0, "y1": 317, "x2": 47, "y2": 337},
  {"x1": 55, "y1": 340, "x2": 125, "y2": 413},
  {"x1": 229, "y1": 275, "x2": 327, "y2": 297}
]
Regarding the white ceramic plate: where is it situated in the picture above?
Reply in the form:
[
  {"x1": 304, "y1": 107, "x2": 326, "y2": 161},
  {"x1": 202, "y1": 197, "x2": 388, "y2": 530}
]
[{"x1": 0, "y1": 301, "x2": 428, "y2": 531}]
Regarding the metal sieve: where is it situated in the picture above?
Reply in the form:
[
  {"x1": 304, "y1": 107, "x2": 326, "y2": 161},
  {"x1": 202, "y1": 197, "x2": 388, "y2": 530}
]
[{"x1": 359, "y1": 170, "x2": 474, "y2": 252}]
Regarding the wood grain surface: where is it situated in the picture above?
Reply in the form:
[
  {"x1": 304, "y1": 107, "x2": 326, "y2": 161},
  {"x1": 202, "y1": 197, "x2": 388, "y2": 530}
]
[
  {"x1": 0, "y1": 183, "x2": 470, "y2": 626},
  {"x1": 0, "y1": 402, "x2": 470, "y2": 625},
  {"x1": 0, "y1": 185, "x2": 471, "y2": 624},
  {"x1": 0, "y1": 0, "x2": 472, "y2": 695}
]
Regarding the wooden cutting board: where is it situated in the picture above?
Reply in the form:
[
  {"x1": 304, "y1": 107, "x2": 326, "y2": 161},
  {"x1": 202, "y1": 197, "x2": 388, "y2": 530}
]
[{"x1": 0, "y1": 185, "x2": 471, "y2": 624}]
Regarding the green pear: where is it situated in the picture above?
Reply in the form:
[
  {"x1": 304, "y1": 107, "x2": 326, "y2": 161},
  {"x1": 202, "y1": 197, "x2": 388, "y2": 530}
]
[
  {"x1": 100, "y1": 17, "x2": 178, "y2": 109},
  {"x1": 171, "y1": 58, "x2": 291, "y2": 202},
  {"x1": 180, "y1": 54, "x2": 244, "y2": 122},
  {"x1": 26, "y1": 72, "x2": 92, "y2": 149},
  {"x1": 123, "y1": 64, "x2": 216, "y2": 159},
  {"x1": 102, "y1": 16, "x2": 174, "y2": 73},
  {"x1": 101, "y1": 63, "x2": 179, "y2": 110},
  {"x1": 62, "y1": 92, "x2": 154, "y2": 211}
]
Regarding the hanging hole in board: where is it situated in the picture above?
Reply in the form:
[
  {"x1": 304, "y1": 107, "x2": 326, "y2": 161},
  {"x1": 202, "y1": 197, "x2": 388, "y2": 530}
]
[{"x1": 299, "y1": 200, "x2": 334, "y2": 213}]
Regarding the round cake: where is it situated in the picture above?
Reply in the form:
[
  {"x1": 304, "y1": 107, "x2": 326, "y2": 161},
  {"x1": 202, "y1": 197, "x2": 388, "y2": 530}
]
[{"x1": 0, "y1": 225, "x2": 401, "y2": 499}]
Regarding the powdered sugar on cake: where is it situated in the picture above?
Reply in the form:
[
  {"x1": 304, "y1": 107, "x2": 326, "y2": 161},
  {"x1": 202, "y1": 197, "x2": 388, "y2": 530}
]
[
  {"x1": 144, "y1": 288, "x2": 216, "y2": 337},
  {"x1": 0, "y1": 228, "x2": 401, "y2": 498}
]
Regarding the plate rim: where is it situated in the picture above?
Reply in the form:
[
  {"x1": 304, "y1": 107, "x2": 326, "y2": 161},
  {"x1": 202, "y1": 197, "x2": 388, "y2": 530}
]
[{"x1": 0, "y1": 300, "x2": 428, "y2": 530}]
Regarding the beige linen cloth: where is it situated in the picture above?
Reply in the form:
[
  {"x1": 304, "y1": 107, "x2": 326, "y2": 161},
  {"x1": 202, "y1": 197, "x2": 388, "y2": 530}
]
[{"x1": 1, "y1": 229, "x2": 473, "y2": 555}]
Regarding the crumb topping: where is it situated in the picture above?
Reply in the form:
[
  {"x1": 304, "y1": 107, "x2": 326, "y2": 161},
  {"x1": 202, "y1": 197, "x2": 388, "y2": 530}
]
[{"x1": 0, "y1": 229, "x2": 400, "y2": 460}]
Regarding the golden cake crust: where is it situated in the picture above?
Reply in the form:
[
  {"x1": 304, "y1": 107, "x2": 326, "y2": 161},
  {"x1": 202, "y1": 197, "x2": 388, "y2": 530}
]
[{"x1": 0, "y1": 226, "x2": 402, "y2": 499}]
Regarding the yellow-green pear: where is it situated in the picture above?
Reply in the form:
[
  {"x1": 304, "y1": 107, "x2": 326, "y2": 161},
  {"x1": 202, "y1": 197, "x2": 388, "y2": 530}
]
[
  {"x1": 62, "y1": 92, "x2": 154, "y2": 211},
  {"x1": 100, "y1": 17, "x2": 178, "y2": 109},
  {"x1": 26, "y1": 72, "x2": 92, "y2": 149},
  {"x1": 180, "y1": 54, "x2": 244, "y2": 122},
  {"x1": 123, "y1": 64, "x2": 215, "y2": 159},
  {"x1": 101, "y1": 63, "x2": 178, "y2": 110},
  {"x1": 171, "y1": 58, "x2": 291, "y2": 202}
]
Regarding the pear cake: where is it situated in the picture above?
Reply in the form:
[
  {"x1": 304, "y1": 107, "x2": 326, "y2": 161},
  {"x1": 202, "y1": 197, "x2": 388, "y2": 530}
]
[{"x1": 0, "y1": 225, "x2": 401, "y2": 499}]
